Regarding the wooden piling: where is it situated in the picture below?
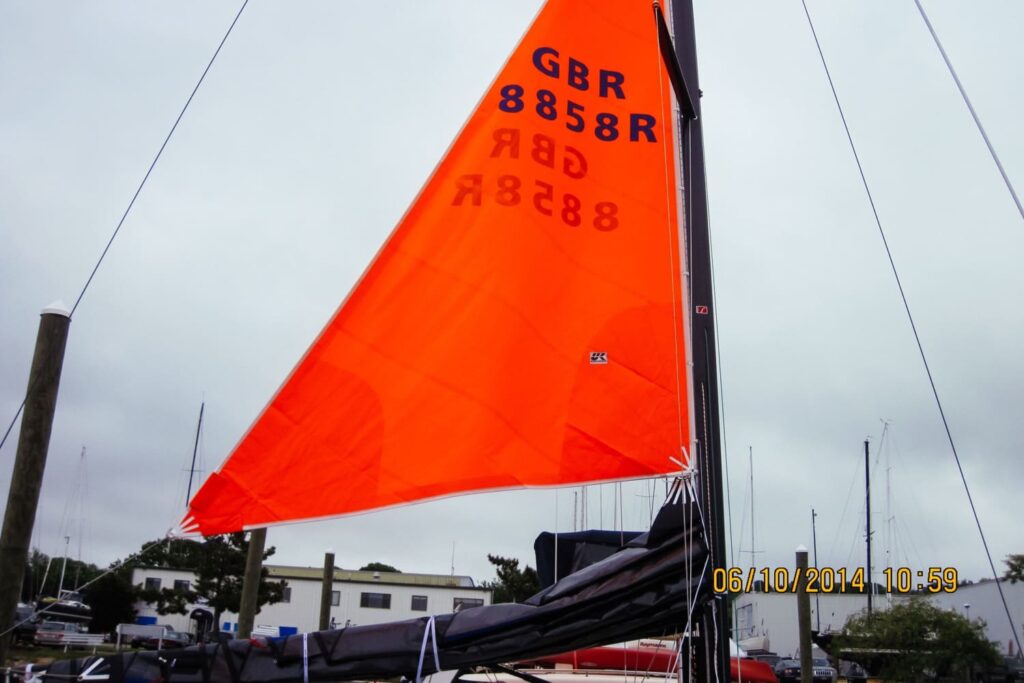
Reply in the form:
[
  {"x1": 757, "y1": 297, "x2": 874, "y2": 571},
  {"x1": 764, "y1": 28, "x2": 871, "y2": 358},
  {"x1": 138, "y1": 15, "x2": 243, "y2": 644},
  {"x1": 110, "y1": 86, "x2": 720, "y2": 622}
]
[
  {"x1": 236, "y1": 528, "x2": 267, "y2": 639},
  {"x1": 0, "y1": 304, "x2": 71, "y2": 665},
  {"x1": 319, "y1": 551, "x2": 335, "y2": 631}
]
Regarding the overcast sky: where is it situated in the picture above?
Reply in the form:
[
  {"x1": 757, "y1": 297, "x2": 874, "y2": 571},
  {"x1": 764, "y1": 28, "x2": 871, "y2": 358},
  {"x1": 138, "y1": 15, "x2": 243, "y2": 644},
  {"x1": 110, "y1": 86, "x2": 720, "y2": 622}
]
[{"x1": 2, "y1": 0, "x2": 1022, "y2": 599}]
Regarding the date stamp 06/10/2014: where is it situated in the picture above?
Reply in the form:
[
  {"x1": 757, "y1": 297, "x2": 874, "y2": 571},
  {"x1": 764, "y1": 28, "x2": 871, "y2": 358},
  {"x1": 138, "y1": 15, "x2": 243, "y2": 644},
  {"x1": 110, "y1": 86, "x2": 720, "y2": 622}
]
[{"x1": 712, "y1": 566, "x2": 959, "y2": 595}]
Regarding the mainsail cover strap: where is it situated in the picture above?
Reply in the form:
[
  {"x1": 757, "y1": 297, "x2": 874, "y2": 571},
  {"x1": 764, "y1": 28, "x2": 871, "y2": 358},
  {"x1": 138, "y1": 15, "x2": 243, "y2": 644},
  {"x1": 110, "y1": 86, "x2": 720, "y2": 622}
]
[
  {"x1": 415, "y1": 616, "x2": 442, "y2": 683},
  {"x1": 42, "y1": 499, "x2": 708, "y2": 683},
  {"x1": 302, "y1": 634, "x2": 309, "y2": 683}
]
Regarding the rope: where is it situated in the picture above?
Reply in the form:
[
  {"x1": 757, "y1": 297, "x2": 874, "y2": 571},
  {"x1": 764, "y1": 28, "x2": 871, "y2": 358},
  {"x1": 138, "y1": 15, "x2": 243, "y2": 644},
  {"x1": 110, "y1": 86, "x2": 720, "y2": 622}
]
[
  {"x1": 799, "y1": 0, "x2": 1023, "y2": 658},
  {"x1": 302, "y1": 633, "x2": 309, "y2": 683},
  {"x1": 913, "y1": 0, "x2": 1024, "y2": 225},
  {"x1": 0, "y1": 536, "x2": 171, "y2": 639},
  {"x1": 415, "y1": 615, "x2": 441, "y2": 683}
]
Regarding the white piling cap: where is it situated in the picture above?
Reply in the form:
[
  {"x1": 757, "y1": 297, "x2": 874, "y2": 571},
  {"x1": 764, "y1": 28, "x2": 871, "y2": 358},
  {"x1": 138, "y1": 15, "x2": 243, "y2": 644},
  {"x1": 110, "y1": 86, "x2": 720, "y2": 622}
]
[
  {"x1": 795, "y1": 544, "x2": 808, "y2": 553},
  {"x1": 42, "y1": 300, "x2": 70, "y2": 317}
]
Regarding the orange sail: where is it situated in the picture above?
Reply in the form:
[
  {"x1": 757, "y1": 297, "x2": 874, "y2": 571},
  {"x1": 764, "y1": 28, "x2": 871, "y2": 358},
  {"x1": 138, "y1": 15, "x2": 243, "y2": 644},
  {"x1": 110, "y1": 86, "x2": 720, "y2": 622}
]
[{"x1": 184, "y1": 0, "x2": 689, "y2": 536}]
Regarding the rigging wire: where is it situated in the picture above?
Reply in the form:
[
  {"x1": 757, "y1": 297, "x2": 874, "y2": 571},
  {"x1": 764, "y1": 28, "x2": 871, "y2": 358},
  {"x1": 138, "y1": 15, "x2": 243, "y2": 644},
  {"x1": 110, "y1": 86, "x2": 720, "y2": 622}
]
[
  {"x1": 0, "y1": 0, "x2": 250, "y2": 456},
  {"x1": 826, "y1": 445, "x2": 861, "y2": 568},
  {"x1": 800, "y1": 0, "x2": 1022, "y2": 656},
  {"x1": 0, "y1": 535, "x2": 172, "y2": 639},
  {"x1": 703, "y1": 125, "x2": 737, "y2": 574},
  {"x1": 913, "y1": 0, "x2": 1024, "y2": 225}
]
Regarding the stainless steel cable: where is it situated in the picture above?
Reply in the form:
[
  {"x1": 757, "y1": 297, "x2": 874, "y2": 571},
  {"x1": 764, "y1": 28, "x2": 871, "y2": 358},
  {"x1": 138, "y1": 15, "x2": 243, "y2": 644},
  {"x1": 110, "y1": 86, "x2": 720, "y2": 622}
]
[
  {"x1": 0, "y1": 1, "x2": 249, "y2": 455},
  {"x1": 914, "y1": 0, "x2": 1024, "y2": 224},
  {"x1": 800, "y1": 0, "x2": 1022, "y2": 657}
]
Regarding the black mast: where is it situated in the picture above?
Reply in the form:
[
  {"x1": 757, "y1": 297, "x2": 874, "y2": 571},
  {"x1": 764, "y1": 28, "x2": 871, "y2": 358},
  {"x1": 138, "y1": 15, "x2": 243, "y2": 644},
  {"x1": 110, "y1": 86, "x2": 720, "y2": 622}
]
[{"x1": 666, "y1": 1, "x2": 730, "y2": 678}]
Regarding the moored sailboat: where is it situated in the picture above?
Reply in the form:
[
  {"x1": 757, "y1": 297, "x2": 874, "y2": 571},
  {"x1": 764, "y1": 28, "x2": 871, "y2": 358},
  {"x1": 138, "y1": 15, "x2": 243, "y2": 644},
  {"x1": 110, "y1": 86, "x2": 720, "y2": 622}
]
[{"x1": 38, "y1": 1, "x2": 731, "y2": 681}]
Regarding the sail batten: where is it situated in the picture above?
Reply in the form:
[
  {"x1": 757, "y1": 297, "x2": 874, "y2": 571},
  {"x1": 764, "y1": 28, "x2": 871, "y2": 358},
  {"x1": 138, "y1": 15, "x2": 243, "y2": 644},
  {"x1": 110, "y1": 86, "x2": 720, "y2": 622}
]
[{"x1": 186, "y1": 0, "x2": 691, "y2": 536}]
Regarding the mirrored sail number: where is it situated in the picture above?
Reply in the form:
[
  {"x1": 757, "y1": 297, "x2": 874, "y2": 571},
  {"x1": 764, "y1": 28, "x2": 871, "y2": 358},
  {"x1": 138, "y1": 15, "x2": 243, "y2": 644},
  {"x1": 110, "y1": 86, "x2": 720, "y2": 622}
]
[{"x1": 451, "y1": 128, "x2": 618, "y2": 231}]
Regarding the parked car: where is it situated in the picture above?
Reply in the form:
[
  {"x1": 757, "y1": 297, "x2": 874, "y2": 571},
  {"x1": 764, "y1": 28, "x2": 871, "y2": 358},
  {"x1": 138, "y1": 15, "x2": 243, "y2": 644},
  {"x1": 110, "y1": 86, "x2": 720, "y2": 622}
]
[
  {"x1": 13, "y1": 604, "x2": 38, "y2": 645},
  {"x1": 33, "y1": 620, "x2": 84, "y2": 646},
  {"x1": 774, "y1": 658, "x2": 837, "y2": 683},
  {"x1": 753, "y1": 654, "x2": 782, "y2": 669},
  {"x1": 141, "y1": 631, "x2": 193, "y2": 650},
  {"x1": 838, "y1": 659, "x2": 868, "y2": 683},
  {"x1": 976, "y1": 655, "x2": 1024, "y2": 683}
]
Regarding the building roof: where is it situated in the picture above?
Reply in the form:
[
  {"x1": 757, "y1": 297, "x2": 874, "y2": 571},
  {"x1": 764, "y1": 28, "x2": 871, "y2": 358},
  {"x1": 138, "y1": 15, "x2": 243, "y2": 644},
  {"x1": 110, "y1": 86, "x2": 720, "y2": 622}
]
[
  {"x1": 134, "y1": 564, "x2": 488, "y2": 591},
  {"x1": 264, "y1": 565, "x2": 483, "y2": 589}
]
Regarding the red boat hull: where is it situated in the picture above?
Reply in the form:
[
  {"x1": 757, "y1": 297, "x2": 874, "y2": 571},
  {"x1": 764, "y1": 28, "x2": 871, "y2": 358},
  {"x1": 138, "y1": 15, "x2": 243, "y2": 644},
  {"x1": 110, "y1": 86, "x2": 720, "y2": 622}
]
[{"x1": 518, "y1": 643, "x2": 777, "y2": 683}]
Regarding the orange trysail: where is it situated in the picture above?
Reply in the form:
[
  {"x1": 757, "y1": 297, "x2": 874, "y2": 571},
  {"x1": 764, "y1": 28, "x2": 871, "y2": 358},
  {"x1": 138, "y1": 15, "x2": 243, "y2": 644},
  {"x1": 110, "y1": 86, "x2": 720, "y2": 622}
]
[{"x1": 184, "y1": 0, "x2": 690, "y2": 536}]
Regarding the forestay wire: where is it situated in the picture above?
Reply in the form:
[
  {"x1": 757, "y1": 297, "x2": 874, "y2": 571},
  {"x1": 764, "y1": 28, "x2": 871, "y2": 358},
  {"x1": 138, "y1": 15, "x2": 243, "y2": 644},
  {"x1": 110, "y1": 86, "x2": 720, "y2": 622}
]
[
  {"x1": 799, "y1": 0, "x2": 1023, "y2": 658},
  {"x1": 0, "y1": 536, "x2": 172, "y2": 640},
  {"x1": 913, "y1": 0, "x2": 1024, "y2": 225},
  {"x1": 0, "y1": 0, "x2": 249, "y2": 456}
]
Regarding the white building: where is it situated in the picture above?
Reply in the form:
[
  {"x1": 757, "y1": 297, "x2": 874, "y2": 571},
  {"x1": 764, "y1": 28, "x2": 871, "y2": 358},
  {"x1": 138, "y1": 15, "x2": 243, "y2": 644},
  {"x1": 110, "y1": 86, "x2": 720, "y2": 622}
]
[
  {"x1": 131, "y1": 564, "x2": 492, "y2": 636},
  {"x1": 734, "y1": 589, "x2": 879, "y2": 658},
  {"x1": 734, "y1": 579, "x2": 1024, "y2": 658},
  {"x1": 926, "y1": 579, "x2": 1024, "y2": 656}
]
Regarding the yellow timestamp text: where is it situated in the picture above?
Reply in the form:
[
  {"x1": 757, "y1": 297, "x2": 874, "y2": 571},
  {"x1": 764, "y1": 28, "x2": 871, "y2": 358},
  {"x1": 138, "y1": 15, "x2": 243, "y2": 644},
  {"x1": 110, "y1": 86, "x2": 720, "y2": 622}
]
[
  {"x1": 712, "y1": 566, "x2": 958, "y2": 594},
  {"x1": 883, "y1": 566, "x2": 958, "y2": 594}
]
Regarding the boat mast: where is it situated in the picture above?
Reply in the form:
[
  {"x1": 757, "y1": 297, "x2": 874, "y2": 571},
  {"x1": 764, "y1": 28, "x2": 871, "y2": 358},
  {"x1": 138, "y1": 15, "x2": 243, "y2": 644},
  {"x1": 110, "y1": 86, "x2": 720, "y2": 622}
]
[
  {"x1": 812, "y1": 508, "x2": 821, "y2": 632},
  {"x1": 865, "y1": 438, "x2": 873, "y2": 614},
  {"x1": 186, "y1": 401, "x2": 205, "y2": 504},
  {"x1": 667, "y1": 0, "x2": 729, "y2": 677}
]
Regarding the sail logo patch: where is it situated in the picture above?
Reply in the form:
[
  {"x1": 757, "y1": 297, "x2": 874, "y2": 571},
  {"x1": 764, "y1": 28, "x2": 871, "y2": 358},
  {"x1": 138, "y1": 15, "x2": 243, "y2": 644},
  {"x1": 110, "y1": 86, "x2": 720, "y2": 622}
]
[{"x1": 589, "y1": 351, "x2": 608, "y2": 365}]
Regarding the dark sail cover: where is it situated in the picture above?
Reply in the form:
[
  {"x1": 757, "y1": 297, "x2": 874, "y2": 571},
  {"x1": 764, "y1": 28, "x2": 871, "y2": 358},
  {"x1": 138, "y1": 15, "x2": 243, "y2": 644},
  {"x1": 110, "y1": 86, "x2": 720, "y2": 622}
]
[
  {"x1": 534, "y1": 529, "x2": 645, "y2": 589},
  {"x1": 42, "y1": 500, "x2": 708, "y2": 683}
]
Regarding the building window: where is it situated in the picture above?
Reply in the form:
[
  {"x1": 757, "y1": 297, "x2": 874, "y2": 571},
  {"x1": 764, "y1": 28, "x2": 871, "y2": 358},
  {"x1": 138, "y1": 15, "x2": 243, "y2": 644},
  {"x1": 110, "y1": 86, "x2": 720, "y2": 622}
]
[
  {"x1": 360, "y1": 592, "x2": 391, "y2": 609},
  {"x1": 173, "y1": 580, "x2": 191, "y2": 592},
  {"x1": 411, "y1": 595, "x2": 428, "y2": 612},
  {"x1": 144, "y1": 578, "x2": 161, "y2": 591},
  {"x1": 453, "y1": 597, "x2": 484, "y2": 611},
  {"x1": 282, "y1": 586, "x2": 291, "y2": 603},
  {"x1": 736, "y1": 604, "x2": 753, "y2": 639},
  {"x1": 331, "y1": 590, "x2": 340, "y2": 606}
]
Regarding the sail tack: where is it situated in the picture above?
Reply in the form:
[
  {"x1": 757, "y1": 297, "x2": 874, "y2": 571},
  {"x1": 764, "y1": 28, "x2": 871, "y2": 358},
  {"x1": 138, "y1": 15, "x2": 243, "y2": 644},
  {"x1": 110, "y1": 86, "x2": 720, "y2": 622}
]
[{"x1": 185, "y1": 0, "x2": 689, "y2": 536}]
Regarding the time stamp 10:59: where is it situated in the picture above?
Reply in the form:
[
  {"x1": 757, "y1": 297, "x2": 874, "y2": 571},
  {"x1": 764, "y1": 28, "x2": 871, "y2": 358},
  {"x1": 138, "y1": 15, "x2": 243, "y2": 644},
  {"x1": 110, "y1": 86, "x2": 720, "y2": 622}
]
[{"x1": 712, "y1": 566, "x2": 959, "y2": 594}]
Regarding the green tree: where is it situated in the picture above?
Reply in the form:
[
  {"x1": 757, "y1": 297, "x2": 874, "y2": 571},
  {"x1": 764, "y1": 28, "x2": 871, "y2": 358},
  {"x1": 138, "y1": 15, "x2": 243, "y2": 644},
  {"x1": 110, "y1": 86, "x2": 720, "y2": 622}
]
[
  {"x1": 359, "y1": 562, "x2": 400, "y2": 573},
  {"x1": 22, "y1": 549, "x2": 102, "y2": 602},
  {"x1": 126, "y1": 534, "x2": 286, "y2": 629},
  {"x1": 833, "y1": 598, "x2": 999, "y2": 681},
  {"x1": 20, "y1": 549, "x2": 136, "y2": 634},
  {"x1": 481, "y1": 554, "x2": 539, "y2": 603},
  {"x1": 131, "y1": 538, "x2": 208, "y2": 571},
  {"x1": 83, "y1": 571, "x2": 137, "y2": 635},
  {"x1": 1004, "y1": 554, "x2": 1024, "y2": 583},
  {"x1": 191, "y1": 533, "x2": 286, "y2": 628}
]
